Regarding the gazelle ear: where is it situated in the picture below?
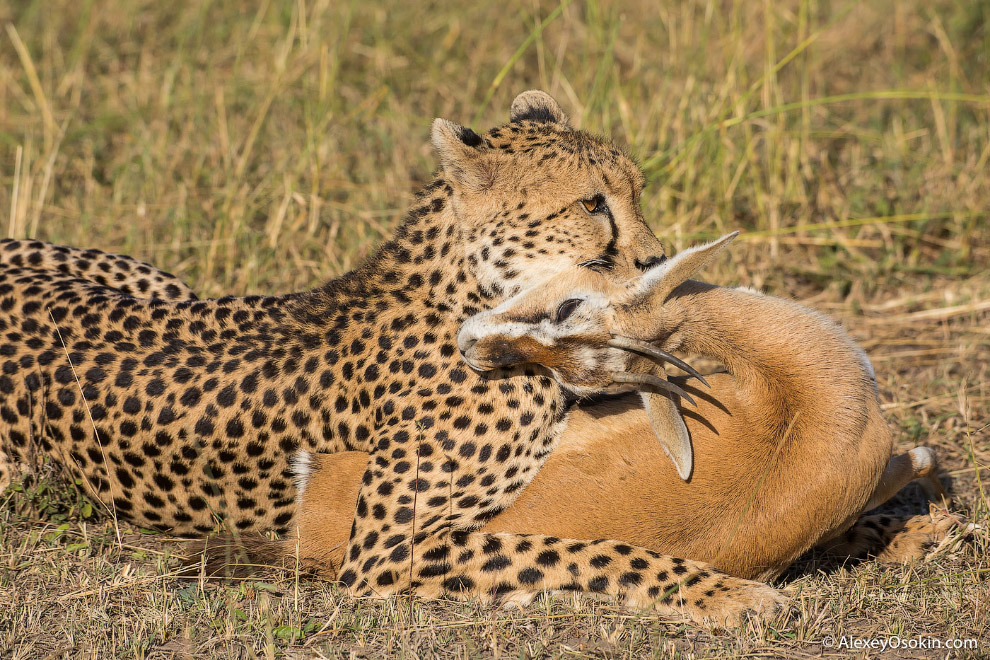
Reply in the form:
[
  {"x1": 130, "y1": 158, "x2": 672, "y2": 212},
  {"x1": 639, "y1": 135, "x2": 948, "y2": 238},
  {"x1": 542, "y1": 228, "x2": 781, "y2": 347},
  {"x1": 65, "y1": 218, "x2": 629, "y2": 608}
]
[
  {"x1": 638, "y1": 361, "x2": 693, "y2": 481},
  {"x1": 509, "y1": 90, "x2": 569, "y2": 126},
  {"x1": 431, "y1": 118, "x2": 494, "y2": 191},
  {"x1": 635, "y1": 231, "x2": 739, "y2": 304}
]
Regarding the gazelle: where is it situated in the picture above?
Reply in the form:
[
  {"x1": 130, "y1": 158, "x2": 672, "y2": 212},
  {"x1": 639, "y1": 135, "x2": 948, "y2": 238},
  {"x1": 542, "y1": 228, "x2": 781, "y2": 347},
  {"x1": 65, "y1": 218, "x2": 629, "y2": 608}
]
[{"x1": 196, "y1": 233, "x2": 962, "y2": 601}]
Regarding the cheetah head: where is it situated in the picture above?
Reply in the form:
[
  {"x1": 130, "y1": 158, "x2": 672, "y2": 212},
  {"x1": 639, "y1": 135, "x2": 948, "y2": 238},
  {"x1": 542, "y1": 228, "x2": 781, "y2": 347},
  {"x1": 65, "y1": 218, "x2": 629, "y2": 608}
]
[
  {"x1": 433, "y1": 91, "x2": 666, "y2": 297},
  {"x1": 456, "y1": 232, "x2": 739, "y2": 480}
]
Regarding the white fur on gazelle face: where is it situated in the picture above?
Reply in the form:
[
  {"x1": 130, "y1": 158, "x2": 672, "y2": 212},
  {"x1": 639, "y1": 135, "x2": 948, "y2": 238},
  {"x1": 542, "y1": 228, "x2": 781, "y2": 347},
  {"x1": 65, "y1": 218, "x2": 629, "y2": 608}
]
[{"x1": 456, "y1": 270, "x2": 633, "y2": 392}]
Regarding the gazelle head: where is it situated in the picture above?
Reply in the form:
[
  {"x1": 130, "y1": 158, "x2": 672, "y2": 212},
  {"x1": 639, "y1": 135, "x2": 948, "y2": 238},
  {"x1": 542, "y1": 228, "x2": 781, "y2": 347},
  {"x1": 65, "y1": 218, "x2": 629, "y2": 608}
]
[{"x1": 457, "y1": 232, "x2": 738, "y2": 479}]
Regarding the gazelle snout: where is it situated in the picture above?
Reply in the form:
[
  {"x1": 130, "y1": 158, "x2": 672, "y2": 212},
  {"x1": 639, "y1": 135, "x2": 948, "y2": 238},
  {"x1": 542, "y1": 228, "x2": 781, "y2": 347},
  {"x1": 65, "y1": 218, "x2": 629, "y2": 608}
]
[
  {"x1": 457, "y1": 315, "x2": 509, "y2": 372},
  {"x1": 457, "y1": 331, "x2": 478, "y2": 358},
  {"x1": 458, "y1": 313, "x2": 560, "y2": 373},
  {"x1": 456, "y1": 322, "x2": 485, "y2": 369}
]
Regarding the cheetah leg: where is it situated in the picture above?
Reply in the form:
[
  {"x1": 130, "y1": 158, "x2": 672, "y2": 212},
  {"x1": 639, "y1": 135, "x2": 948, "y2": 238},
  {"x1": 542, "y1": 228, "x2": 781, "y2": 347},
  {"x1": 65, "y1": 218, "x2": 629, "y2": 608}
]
[
  {"x1": 0, "y1": 450, "x2": 12, "y2": 492},
  {"x1": 818, "y1": 507, "x2": 974, "y2": 563},
  {"x1": 340, "y1": 529, "x2": 785, "y2": 626},
  {"x1": 339, "y1": 418, "x2": 786, "y2": 627}
]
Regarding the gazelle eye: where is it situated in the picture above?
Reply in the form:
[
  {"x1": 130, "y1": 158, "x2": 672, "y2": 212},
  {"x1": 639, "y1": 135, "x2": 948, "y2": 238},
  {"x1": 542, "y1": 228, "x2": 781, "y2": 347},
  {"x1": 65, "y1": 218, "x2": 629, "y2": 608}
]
[
  {"x1": 581, "y1": 196, "x2": 603, "y2": 213},
  {"x1": 555, "y1": 298, "x2": 582, "y2": 323}
]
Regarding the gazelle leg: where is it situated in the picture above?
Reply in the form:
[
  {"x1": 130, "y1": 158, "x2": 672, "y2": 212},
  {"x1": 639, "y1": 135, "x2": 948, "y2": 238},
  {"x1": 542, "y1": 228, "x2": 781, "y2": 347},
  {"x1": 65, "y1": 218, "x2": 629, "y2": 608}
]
[
  {"x1": 818, "y1": 447, "x2": 970, "y2": 563},
  {"x1": 862, "y1": 447, "x2": 949, "y2": 512}
]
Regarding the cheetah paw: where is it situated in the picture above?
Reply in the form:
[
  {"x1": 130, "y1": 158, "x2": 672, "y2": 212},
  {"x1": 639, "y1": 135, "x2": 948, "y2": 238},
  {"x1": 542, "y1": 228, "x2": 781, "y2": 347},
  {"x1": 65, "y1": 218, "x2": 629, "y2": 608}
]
[
  {"x1": 876, "y1": 505, "x2": 979, "y2": 563},
  {"x1": 923, "y1": 504, "x2": 981, "y2": 560},
  {"x1": 0, "y1": 451, "x2": 15, "y2": 493},
  {"x1": 498, "y1": 590, "x2": 537, "y2": 610},
  {"x1": 651, "y1": 577, "x2": 788, "y2": 628}
]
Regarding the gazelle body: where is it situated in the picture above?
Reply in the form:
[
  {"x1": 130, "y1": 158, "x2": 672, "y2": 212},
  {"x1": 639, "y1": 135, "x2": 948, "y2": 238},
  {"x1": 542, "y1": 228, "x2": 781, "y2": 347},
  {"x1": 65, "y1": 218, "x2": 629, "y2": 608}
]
[{"x1": 486, "y1": 280, "x2": 892, "y2": 581}]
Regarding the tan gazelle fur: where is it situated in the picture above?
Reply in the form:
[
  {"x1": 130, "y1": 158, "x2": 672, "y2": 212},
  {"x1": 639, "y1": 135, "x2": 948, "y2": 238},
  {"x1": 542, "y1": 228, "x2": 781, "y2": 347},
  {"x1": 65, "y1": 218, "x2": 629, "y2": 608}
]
[{"x1": 204, "y1": 234, "x2": 956, "y2": 586}]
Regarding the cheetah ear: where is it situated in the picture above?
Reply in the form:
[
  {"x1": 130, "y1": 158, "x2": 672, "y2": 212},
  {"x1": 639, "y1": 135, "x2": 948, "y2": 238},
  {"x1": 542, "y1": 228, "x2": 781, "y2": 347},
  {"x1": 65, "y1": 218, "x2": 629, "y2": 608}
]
[
  {"x1": 509, "y1": 90, "x2": 569, "y2": 126},
  {"x1": 431, "y1": 118, "x2": 495, "y2": 192}
]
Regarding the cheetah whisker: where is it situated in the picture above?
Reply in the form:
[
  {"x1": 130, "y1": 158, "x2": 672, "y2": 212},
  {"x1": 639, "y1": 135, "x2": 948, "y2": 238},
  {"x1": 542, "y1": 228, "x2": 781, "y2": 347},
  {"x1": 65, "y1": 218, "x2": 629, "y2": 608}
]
[
  {"x1": 607, "y1": 336, "x2": 709, "y2": 387},
  {"x1": 610, "y1": 371, "x2": 697, "y2": 407}
]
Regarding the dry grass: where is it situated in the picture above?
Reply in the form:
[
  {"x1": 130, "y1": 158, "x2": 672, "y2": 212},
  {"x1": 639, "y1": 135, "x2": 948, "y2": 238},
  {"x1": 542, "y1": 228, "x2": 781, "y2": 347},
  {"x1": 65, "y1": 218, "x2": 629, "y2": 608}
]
[{"x1": 1, "y1": 0, "x2": 988, "y2": 657}]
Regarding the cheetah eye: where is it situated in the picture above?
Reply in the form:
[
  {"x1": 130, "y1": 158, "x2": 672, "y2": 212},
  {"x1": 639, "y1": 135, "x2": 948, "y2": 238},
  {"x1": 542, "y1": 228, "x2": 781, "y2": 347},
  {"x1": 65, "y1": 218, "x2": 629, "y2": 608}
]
[
  {"x1": 581, "y1": 196, "x2": 605, "y2": 214},
  {"x1": 554, "y1": 298, "x2": 582, "y2": 324}
]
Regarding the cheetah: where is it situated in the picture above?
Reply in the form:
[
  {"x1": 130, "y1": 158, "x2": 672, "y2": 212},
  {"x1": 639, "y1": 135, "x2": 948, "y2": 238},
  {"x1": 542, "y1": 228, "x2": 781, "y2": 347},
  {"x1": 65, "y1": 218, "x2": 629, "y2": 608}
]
[{"x1": 0, "y1": 91, "x2": 783, "y2": 624}]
